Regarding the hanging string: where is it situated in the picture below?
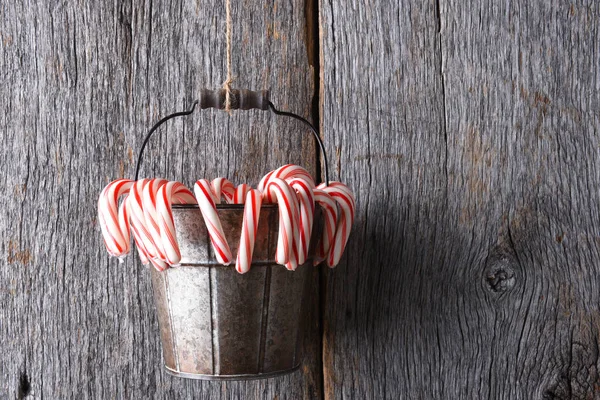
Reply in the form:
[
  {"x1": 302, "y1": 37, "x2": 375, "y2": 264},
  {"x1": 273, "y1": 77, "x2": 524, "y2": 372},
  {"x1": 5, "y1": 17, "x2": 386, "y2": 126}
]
[{"x1": 222, "y1": 0, "x2": 234, "y2": 112}]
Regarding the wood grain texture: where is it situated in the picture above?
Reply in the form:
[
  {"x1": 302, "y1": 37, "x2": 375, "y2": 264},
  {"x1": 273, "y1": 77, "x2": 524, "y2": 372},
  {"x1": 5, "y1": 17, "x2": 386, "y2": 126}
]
[
  {"x1": 319, "y1": 0, "x2": 600, "y2": 399},
  {"x1": 0, "y1": 1, "x2": 320, "y2": 399}
]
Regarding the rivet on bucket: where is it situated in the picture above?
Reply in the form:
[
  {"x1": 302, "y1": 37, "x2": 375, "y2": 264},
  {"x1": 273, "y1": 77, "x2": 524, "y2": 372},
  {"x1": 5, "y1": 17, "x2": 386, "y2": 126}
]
[{"x1": 151, "y1": 204, "x2": 322, "y2": 380}]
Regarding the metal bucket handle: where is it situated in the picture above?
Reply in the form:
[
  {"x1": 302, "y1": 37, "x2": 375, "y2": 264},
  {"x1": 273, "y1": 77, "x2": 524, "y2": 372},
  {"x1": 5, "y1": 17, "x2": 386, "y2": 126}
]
[{"x1": 133, "y1": 89, "x2": 329, "y2": 186}]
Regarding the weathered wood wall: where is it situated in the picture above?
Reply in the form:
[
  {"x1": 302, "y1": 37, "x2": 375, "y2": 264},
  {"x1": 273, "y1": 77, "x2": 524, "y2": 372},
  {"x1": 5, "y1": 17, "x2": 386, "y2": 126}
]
[
  {"x1": 0, "y1": 1, "x2": 320, "y2": 399},
  {"x1": 320, "y1": 0, "x2": 600, "y2": 399},
  {"x1": 2, "y1": 0, "x2": 600, "y2": 399}
]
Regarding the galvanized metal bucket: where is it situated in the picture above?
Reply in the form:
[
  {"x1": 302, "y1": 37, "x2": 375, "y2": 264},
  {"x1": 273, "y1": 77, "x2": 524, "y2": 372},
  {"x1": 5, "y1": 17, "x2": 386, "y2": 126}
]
[
  {"x1": 134, "y1": 90, "x2": 330, "y2": 380},
  {"x1": 150, "y1": 204, "x2": 322, "y2": 380}
]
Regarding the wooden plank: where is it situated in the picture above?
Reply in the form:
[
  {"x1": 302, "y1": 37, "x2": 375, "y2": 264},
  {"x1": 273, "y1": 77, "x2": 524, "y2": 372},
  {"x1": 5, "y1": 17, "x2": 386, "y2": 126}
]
[
  {"x1": 319, "y1": 0, "x2": 600, "y2": 398},
  {"x1": 0, "y1": 1, "x2": 321, "y2": 398}
]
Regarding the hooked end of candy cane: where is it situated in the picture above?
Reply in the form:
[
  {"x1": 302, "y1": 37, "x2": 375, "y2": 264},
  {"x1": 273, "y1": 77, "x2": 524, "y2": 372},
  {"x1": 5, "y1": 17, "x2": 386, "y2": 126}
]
[
  {"x1": 275, "y1": 254, "x2": 288, "y2": 266},
  {"x1": 297, "y1": 252, "x2": 307, "y2": 266},
  {"x1": 149, "y1": 257, "x2": 168, "y2": 271},
  {"x1": 165, "y1": 253, "x2": 182, "y2": 267},
  {"x1": 218, "y1": 257, "x2": 232, "y2": 266},
  {"x1": 284, "y1": 261, "x2": 298, "y2": 271},
  {"x1": 151, "y1": 262, "x2": 168, "y2": 272},
  {"x1": 326, "y1": 253, "x2": 341, "y2": 268},
  {"x1": 235, "y1": 262, "x2": 250, "y2": 274}
]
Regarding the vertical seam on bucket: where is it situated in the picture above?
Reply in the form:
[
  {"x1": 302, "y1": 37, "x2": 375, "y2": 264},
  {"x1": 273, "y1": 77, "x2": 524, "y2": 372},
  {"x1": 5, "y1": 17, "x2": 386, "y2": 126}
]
[
  {"x1": 292, "y1": 274, "x2": 298, "y2": 368},
  {"x1": 257, "y1": 207, "x2": 277, "y2": 373},
  {"x1": 163, "y1": 271, "x2": 180, "y2": 372},
  {"x1": 209, "y1": 266, "x2": 219, "y2": 375},
  {"x1": 258, "y1": 265, "x2": 272, "y2": 373}
]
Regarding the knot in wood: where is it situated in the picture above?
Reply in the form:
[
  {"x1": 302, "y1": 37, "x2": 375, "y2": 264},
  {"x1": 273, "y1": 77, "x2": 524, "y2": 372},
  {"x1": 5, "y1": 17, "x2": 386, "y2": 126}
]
[
  {"x1": 484, "y1": 258, "x2": 516, "y2": 294},
  {"x1": 18, "y1": 370, "x2": 31, "y2": 399}
]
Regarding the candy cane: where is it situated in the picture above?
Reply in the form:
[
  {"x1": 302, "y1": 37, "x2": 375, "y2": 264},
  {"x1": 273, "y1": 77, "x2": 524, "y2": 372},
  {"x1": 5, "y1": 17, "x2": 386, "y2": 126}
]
[
  {"x1": 236, "y1": 189, "x2": 262, "y2": 273},
  {"x1": 128, "y1": 180, "x2": 173, "y2": 271},
  {"x1": 264, "y1": 178, "x2": 300, "y2": 269},
  {"x1": 98, "y1": 179, "x2": 134, "y2": 258},
  {"x1": 257, "y1": 170, "x2": 275, "y2": 194},
  {"x1": 194, "y1": 179, "x2": 233, "y2": 265},
  {"x1": 126, "y1": 179, "x2": 152, "y2": 265},
  {"x1": 259, "y1": 164, "x2": 315, "y2": 203},
  {"x1": 319, "y1": 182, "x2": 355, "y2": 267},
  {"x1": 99, "y1": 165, "x2": 355, "y2": 272},
  {"x1": 142, "y1": 178, "x2": 169, "y2": 261},
  {"x1": 156, "y1": 181, "x2": 196, "y2": 266},
  {"x1": 274, "y1": 164, "x2": 315, "y2": 187},
  {"x1": 258, "y1": 164, "x2": 316, "y2": 192},
  {"x1": 173, "y1": 187, "x2": 197, "y2": 204},
  {"x1": 288, "y1": 177, "x2": 315, "y2": 265},
  {"x1": 233, "y1": 183, "x2": 251, "y2": 204},
  {"x1": 212, "y1": 177, "x2": 235, "y2": 204},
  {"x1": 321, "y1": 181, "x2": 355, "y2": 201},
  {"x1": 312, "y1": 188, "x2": 339, "y2": 266}
]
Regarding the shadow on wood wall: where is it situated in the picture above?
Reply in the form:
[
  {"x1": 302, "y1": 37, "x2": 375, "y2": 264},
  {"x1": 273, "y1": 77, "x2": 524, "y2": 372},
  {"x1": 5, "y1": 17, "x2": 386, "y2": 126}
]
[{"x1": 2, "y1": 0, "x2": 600, "y2": 399}]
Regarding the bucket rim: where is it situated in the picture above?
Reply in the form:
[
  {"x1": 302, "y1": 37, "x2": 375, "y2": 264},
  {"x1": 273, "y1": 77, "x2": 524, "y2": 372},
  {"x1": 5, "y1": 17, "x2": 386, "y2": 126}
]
[
  {"x1": 164, "y1": 260, "x2": 314, "y2": 268},
  {"x1": 172, "y1": 204, "x2": 279, "y2": 210},
  {"x1": 164, "y1": 364, "x2": 301, "y2": 381}
]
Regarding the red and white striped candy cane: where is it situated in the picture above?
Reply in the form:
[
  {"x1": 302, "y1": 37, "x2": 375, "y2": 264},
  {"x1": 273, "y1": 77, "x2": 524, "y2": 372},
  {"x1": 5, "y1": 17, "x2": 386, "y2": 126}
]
[
  {"x1": 319, "y1": 182, "x2": 355, "y2": 267},
  {"x1": 126, "y1": 179, "x2": 152, "y2": 265},
  {"x1": 258, "y1": 164, "x2": 316, "y2": 193},
  {"x1": 287, "y1": 177, "x2": 315, "y2": 265},
  {"x1": 194, "y1": 179, "x2": 233, "y2": 265},
  {"x1": 128, "y1": 182, "x2": 168, "y2": 270},
  {"x1": 321, "y1": 181, "x2": 355, "y2": 200},
  {"x1": 140, "y1": 178, "x2": 194, "y2": 270},
  {"x1": 212, "y1": 177, "x2": 235, "y2": 204},
  {"x1": 126, "y1": 179, "x2": 169, "y2": 271},
  {"x1": 319, "y1": 182, "x2": 356, "y2": 213},
  {"x1": 257, "y1": 171, "x2": 274, "y2": 194},
  {"x1": 264, "y1": 178, "x2": 300, "y2": 270},
  {"x1": 142, "y1": 178, "x2": 169, "y2": 262},
  {"x1": 312, "y1": 188, "x2": 339, "y2": 266},
  {"x1": 233, "y1": 183, "x2": 251, "y2": 204},
  {"x1": 236, "y1": 188, "x2": 262, "y2": 274},
  {"x1": 98, "y1": 179, "x2": 134, "y2": 258},
  {"x1": 258, "y1": 164, "x2": 316, "y2": 203},
  {"x1": 156, "y1": 181, "x2": 196, "y2": 266}
]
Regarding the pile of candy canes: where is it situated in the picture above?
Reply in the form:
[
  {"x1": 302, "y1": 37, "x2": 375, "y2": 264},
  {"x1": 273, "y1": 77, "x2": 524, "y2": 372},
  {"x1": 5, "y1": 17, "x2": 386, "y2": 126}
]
[{"x1": 98, "y1": 165, "x2": 355, "y2": 273}]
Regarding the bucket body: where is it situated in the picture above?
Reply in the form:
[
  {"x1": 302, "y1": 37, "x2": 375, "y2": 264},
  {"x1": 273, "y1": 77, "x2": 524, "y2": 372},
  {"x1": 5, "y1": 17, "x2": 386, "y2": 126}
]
[{"x1": 150, "y1": 204, "x2": 320, "y2": 380}]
